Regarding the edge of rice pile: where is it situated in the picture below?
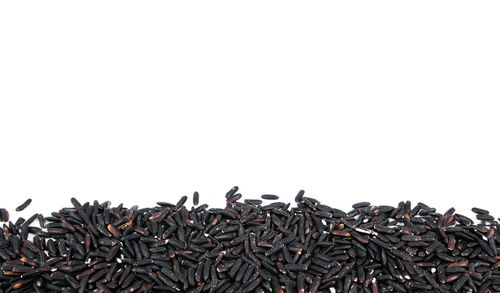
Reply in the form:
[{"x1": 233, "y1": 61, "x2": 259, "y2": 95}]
[{"x1": 0, "y1": 188, "x2": 499, "y2": 292}]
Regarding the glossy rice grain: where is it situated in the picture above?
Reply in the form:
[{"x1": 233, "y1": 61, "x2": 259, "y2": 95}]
[{"x1": 15, "y1": 198, "x2": 32, "y2": 211}]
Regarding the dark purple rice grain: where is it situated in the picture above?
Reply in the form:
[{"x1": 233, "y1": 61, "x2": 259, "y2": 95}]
[
  {"x1": 192, "y1": 191, "x2": 199, "y2": 206},
  {"x1": 244, "y1": 199, "x2": 263, "y2": 205},
  {"x1": 261, "y1": 194, "x2": 279, "y2": 200},
  {"x1": 352, "y1": 201, "x2": 371, "y2": 208},
  {"x1": 472, "y1": 207, "x2": 489, "y2": 214},
  {"x1": 295, "y1": 189, "x2": 305, "y2": 203},
  {"x1": 0, "y1": 188, "x2": 499, "y2": 292},
  {"x1": 0, "y1": 208, "x2": 9, "y2": 222},
  {"x1": 15, "y1": 198, "x2": 32, "y2": 211}
]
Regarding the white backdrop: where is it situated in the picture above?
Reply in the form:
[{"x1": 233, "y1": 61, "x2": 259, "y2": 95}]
[{"x1": 1, "y1": 1, "x2": 499, "y2": 223}]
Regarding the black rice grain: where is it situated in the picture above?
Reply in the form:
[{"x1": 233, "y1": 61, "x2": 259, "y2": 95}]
[
  {"x1": 0, "y1": 208, "x2": 9, "y2": 222},
  {"x1": 15, "y1": 198, "x2": 32, "y2": 211},
  {"x1": 261, "y1": 194, "x2": 279, "y2": 200}
]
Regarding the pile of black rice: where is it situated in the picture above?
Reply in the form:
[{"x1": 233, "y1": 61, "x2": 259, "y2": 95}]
[{"x1": 1, "y1": 187, "x2": 499, "y2": 292}]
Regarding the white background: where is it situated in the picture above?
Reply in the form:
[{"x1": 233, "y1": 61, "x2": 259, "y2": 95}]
[{"x1": 1, "y1": 1, "x2": 499, "y2": 222}]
